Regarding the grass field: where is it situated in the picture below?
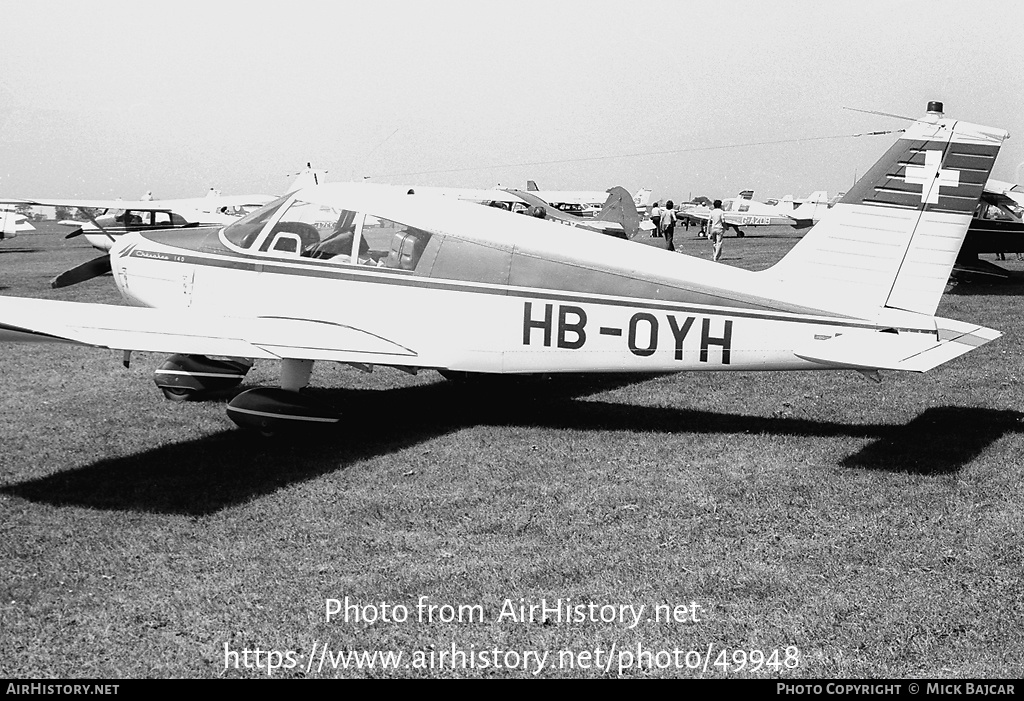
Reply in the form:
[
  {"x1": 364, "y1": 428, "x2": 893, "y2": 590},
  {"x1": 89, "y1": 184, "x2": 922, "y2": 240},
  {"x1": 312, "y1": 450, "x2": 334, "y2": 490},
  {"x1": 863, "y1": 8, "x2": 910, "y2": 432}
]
[{"x1": 0, "y1": 223, "x2": 1022, "y2": 678}]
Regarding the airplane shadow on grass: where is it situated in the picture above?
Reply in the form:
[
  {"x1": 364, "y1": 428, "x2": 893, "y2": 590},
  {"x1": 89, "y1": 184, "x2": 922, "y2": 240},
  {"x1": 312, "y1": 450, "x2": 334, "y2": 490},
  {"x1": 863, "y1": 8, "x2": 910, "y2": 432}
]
[{"x1": 4, "y1": 375, "x2": 1022, "y2": 515}]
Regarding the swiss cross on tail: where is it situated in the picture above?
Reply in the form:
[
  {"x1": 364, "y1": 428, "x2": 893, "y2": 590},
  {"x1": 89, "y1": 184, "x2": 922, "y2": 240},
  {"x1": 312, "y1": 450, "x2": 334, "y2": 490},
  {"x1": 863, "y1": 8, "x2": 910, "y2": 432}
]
[
  {"x1": 770, "y1": 102, "x2": 1009, "y2": 318},
  {"x1": 902, "y1": 150, "x2": 960, "y2": 204}
]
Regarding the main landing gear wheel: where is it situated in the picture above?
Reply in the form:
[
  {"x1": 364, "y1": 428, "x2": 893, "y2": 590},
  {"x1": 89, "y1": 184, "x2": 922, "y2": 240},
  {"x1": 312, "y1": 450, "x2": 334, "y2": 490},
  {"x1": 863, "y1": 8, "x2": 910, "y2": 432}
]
[
  {"x1": 161, "y1": 386, "x2": 196, "y2": 402},
  {"x1": 153, "y1": 354, "x2": 253, "y2": 401},
  {"x1": 226, "y1": 388, "x2": 340, "y2": 433}
]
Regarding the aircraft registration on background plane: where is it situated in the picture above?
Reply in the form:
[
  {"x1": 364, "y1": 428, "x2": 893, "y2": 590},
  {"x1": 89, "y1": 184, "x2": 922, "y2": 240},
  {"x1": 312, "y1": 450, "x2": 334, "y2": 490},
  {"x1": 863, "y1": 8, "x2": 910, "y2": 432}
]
[
  {"x1": 677, "y1": 189, "x2": 821, "y2": 236},
  {"x1": 0, "y1": 102, "x2": 1009, "y2": 434}
]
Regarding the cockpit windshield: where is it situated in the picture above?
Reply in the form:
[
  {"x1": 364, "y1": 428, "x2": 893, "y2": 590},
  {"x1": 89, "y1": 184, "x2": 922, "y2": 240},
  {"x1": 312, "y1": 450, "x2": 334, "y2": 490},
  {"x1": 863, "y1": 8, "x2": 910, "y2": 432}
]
[{"x1": 222, "y1": 195, "x2": 290, "y2": 248}]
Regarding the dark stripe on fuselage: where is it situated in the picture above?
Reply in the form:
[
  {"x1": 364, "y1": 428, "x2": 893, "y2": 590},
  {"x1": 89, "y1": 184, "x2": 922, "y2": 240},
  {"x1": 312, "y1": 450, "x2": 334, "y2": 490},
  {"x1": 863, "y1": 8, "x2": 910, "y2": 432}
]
[{"x1": 126, "y1": 233, "x2": 923, "y2": 333}]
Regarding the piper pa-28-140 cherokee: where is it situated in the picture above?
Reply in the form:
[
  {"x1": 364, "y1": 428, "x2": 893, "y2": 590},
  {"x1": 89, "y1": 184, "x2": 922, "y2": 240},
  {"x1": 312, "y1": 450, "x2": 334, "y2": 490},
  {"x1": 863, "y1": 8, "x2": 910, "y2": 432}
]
[{"x1": 0, "y1": 102, "x2": 1009, "y2": 432}]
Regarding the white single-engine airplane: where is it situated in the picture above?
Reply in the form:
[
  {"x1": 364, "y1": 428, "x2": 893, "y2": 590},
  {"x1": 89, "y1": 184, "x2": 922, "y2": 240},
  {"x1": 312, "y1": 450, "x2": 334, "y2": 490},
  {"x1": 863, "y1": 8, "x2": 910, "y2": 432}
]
[
  {"x1": 0, "y1": 102, "x2": 1009, "y2": 432},
  {"x1": 678, "y1": 190, "x2": 805, "y2": 236}
]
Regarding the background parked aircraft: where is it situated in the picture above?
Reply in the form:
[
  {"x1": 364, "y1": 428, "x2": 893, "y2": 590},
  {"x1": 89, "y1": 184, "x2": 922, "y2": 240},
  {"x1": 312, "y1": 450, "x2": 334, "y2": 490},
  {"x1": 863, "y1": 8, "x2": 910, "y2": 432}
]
[
  {"x1": 954, "y1": 178, "x2": 1024, "y2": 278},
  {"x1": 678, "y1": 190, "x2": 798, "y2": 236},
  {"x1": 525, "y1": 181, "x2": 652, "y2": 219},
  {"x1": 406, "y1": 184, "x2": 645, "y2": 238},
  {"x1": 0, "y1": 205, "x2": 35, "y2": 239},
  {"x1": 767, "y1": 191, "x2": 834, "y2": 226},
  {"x1": 502, "y1": 186, "x2": 640, "y2": 239},
  {"x1": 0, "y1": 193, "x2": 275, "y2": 287}
]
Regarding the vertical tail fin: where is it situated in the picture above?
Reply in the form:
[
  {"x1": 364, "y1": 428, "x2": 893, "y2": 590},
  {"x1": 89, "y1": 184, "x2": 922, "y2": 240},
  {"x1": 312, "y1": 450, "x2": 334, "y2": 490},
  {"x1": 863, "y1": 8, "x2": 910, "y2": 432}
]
[
  {"x1": 632, "y1": 188, "x2": 653, "y2": 210},
  {"x1": 595, "y1": 186, "x2": 641, "y2": 238},
  {"x1": 0, "y1": 205, "x2": 26, "y2": 240},
  {"x1": 287, "y1": 162, "x2": 328, "y2": 192},
  {"x1": 789, "y1": 191, "x2": 829, "y2": 224},
  {"x1": 766, "y1": 104, "x2": 1008, "y2": 317},
  {"x1": 0, "y1": 207, "x2": 12, "y2": 239}
]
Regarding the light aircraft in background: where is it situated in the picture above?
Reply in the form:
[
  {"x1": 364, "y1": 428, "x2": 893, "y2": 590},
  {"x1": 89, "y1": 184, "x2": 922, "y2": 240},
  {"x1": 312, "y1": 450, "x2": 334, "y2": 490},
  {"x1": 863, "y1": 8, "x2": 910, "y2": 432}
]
[
  {"x1": 678, "y1": 190, "x2": 805, "y2": 236},
  {"x1": 0, "y1": 205, "x2": 35, "y2": 239},
  {"x1": 766, "y1": 191, "x2": 835, "y2": 226},
  {"x1": 525, "y1": 181, "x2": 652, "y2": 219},
  {"x1": 502, "y1": 186, "x2": 640, "y2": 239},
  {"x1": 953, "y1": 178, "x2": 1024, "y2": 278},
  {"x1": 0, "y1": 102, "x2": 1009, "y2": 435},
  {"x1": 0, "y1": 193, "x2": 276, "y2": 287},
  {"x1": 406, "y1": 184, "x2": 644, "y2": 239}
]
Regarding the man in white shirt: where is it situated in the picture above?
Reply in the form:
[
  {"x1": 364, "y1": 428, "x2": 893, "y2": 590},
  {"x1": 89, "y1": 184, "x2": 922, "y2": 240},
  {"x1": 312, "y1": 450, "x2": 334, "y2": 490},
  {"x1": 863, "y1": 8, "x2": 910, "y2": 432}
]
[{"x1": 708, "y1": 199, "x2": 725, "y2": 262}]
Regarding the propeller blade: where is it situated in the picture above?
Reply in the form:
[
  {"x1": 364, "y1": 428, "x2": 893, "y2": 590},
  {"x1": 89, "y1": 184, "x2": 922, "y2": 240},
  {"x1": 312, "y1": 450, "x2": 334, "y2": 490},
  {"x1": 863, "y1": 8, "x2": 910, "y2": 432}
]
[
  {"x1": 64, "y1": 227, "x2": 84, "y2": 239},
  {"x1": 50, "y1": 255, "x2": 112, "y2": 289}
]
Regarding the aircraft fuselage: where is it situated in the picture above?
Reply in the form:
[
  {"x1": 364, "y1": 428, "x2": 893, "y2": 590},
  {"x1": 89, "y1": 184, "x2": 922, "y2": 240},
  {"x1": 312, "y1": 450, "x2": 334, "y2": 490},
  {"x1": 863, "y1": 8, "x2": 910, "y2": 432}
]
[{"x1": 109, "y1": 215, "x2": 935, "y2": 377}]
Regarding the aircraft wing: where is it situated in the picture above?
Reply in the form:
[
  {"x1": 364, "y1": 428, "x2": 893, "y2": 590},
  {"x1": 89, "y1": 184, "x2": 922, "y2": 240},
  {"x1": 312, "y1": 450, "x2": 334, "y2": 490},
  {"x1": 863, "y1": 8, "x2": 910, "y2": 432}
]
[
  {"x1": 0, "y1": 194, "x2": 275, "y2": 213},
  {"x1": 677, "y1": 207, "x2": 710, "y2": 221},
  {"x1": 793, "y1": 318, "x2": 1000, "y2": 373},
  {"x1": 407, "y1": 187, "x2": 525, "y2": 205},
  {"x1": 0, "y1": 296, "x2": 418, "y2": 363},
  {"x1": 0, "y1": 197, "x2": 168, "y2": 212},
  {"x1": 503, "y1": 188, "x2": 576, "y2": 221}
]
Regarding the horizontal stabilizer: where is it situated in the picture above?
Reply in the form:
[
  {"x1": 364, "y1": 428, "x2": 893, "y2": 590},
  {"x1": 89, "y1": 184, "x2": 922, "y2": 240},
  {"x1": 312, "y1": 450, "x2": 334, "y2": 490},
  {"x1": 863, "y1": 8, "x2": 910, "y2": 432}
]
[{"x1": 794, "y1": 320, "x2": 1000, "y2": 373}]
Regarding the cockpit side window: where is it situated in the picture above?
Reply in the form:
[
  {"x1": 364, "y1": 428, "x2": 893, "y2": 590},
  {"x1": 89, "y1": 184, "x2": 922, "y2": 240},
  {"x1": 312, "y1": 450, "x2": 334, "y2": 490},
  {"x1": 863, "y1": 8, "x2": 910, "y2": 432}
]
[
  {"x1": 301, "y1": 208, "x2": 368, "y2": 263},
  {"x1": 978, "y1": 200, "x2": 1017, "y2": 222},
  {"x1": 222, "y1": 195, "x2": 290, "y2": 248},
  {"x1": 361, "y1": 215, "x2": 433, "y2": 271}
]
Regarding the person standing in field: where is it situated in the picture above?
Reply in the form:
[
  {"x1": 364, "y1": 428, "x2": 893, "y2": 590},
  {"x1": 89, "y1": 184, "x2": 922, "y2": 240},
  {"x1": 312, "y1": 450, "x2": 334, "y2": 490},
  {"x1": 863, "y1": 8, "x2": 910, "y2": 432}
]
[
  {"x1": 650, "y1": 201, "x2": 662, "y2": 237},
  {"x1": 661, "y1": 200, "x2": 677, "y2": 252},
  {"x1": 709, "y1": 199, "x2": 726, "y2": 262}
]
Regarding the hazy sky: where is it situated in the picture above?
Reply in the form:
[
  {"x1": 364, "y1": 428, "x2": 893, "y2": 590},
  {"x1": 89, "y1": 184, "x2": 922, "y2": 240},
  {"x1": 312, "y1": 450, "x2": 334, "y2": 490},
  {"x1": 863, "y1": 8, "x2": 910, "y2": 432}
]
[{"x1": 2, "y1": 0, "x2": 1023, "y2": 203}]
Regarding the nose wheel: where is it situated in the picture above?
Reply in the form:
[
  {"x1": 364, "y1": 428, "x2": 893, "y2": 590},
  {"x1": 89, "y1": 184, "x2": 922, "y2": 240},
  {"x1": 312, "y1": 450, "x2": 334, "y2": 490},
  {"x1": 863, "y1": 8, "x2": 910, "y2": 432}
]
[
  {"x1": 226, "y1": 387, "x2": 339, "y2": 432},
  {"x1": 224, "y1": 359, "x2": 339, "y2": 432},
  {"x1": 161, "y1": 386, "x2": 196, "y2": 402}
]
